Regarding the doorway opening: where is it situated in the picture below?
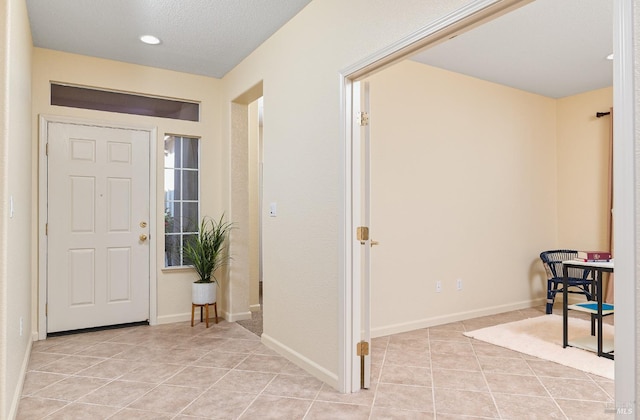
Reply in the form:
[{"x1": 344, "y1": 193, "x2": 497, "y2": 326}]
[
  {"x1": 340, "y1": 0, "x2": 633, "y2": 399},
  {"x1": 229, "y1": 82, "x2": 264, "y2": 335},
  {"x1": 237, "y1": 96, "x2": 265, "y2": 336}
]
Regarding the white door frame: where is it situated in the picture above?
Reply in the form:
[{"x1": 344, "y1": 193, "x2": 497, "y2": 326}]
[
  {"x1": 339, "y1": 0, "x2": 636, "y2": 399},
  {"x1": 611, "y1": 0, "x2": 636, "y2": 410},
  {"x1": 38, "y1": 115, "x2": 158, "y2": 340}
]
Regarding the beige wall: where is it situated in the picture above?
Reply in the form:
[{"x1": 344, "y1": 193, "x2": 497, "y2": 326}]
[
  {"x1": 221, "y1": 0, "x2": 622, "y2": 388},
  {"x1": 366, "y1": 61, "x2": 558, "y2": 335},
  {"x1": 31, "y1": 49, "x2": 226, "y2": 326},
  {"x1": 221, "y1": 0, "x2": 470, "y2": 387},
  {"x1": 0, "y1": 0, "x2": 634, "y2": 408},
  {"x1": 557, "y1": 87, "x2": 613, "y2": 250},
  {"x1": 1, "y1": 0, "x2": 33, "y2": 417}
]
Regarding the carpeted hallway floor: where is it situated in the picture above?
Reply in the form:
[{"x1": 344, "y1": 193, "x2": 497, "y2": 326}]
[
  {"x1": 237, "y1": 281, "x2": 263, "y2": 336},
  {"x1": 236, "y1": 308, "x2": 263, "y2": 337}
]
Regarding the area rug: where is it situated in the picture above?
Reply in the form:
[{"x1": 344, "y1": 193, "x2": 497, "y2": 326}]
[{"x1": 464, "y1": 315, "x2": 614, "y2": 379}]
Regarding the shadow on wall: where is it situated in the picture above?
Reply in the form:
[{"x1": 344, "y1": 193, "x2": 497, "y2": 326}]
[{"x1": 529, "y1": 256, "x2": 547, "y2": 303}]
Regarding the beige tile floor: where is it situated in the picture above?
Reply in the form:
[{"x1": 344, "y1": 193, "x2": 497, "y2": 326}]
[{"x1": 17, "y1": 305, "x2": 614, "y2": 419}]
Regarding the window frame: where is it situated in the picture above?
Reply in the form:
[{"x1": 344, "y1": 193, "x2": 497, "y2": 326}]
[
  {"x1": 164, "y1": 134, "x2": 201, "y2": 268},
  {"x1": 51, "y1": 83, "x2": 200, "y2": 121}
]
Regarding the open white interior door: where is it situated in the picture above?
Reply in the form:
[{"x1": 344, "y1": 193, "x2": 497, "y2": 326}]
[{"x1": 351, "y1": 80, "x2": 372, "y2": 390}]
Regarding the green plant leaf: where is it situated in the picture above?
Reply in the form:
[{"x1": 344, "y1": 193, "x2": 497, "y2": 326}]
[{"x1": 182, "y1": 214, "x2": 233, "y2": 283}]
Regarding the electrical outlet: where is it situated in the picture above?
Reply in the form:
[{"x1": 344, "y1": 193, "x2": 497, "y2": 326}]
[
  {"x1": 436, "y1": 281, "x2": 442, "y2": 293},
  {"x1": 456, "y1": 278, "x2": 463, "y2": 291}
]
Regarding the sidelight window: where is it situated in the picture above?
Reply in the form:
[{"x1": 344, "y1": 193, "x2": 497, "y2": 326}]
[{"x1": 164, "y1": 135, "x2": 199, "y2": 267}]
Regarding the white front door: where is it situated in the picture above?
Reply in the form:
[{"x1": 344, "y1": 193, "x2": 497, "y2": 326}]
[{"x1": 47, "y1": 121, "x2": 151, "y2": 333}]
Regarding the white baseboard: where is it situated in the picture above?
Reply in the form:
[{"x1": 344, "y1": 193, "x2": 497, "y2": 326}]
[
  {"x1": 371, "y1": 298, "x2": 546, "y2": 338},
  {"x1": 261, "y1": 333, "x2": 339, "y2": 390},
  {"x1": 249, "y1": 304, "x2": 261, "y2": 312},
  {"x1": 8, "y1": 338, "x2": 33, "y2": 420},
  {"x1": 225, "y1": 310, "x2": 252, "y2": 322},
  {"x1": 156, "y1": 312, "x2": 192, "y2": 325},
  {"x1": 156, "y1": 308, "x2": 252, "y2": 325}
]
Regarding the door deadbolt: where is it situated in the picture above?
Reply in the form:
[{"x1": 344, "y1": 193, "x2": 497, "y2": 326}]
[{"x1": 140, "y1": 221, "x2": 147, "y2": 228}]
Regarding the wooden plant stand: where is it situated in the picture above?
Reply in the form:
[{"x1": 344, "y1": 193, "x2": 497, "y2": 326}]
[{"x1": 191, "y1": 302, "x2": 218, "y2": 328}]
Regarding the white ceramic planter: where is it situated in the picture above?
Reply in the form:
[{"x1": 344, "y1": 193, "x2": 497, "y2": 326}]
[{"x1": 192, "y1": 282, "x2": 216, "y2": 305}]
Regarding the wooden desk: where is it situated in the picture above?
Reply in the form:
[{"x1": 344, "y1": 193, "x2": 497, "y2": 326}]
[{"x1": 562, "y1": 260, "x2": 614, "y2": 359}]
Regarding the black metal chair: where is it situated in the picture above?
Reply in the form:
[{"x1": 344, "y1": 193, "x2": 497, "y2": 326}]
[{"x1": 540, "y1": 250, "x2": 593, "y2": 314}]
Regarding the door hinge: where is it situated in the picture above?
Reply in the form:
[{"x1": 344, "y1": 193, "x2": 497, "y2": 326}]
[
  {"x1": 357, "y1": 111, "x2": 369, "y2": 126},
  {"x1": 356, "y1": 226, "x2": 369, "y2": 243},
  {"x1": 45, "y1": 223, "x2": 48, "y2": 235},
  {"x1": 356, "y1": 340, "x2": 369, "y2": 357},
  {"x1": 45, "y1": 303, "x2": 48, "y2": 316},
  {"x1": 45, "y1": 143, "x2": 49, "y2": 156}
]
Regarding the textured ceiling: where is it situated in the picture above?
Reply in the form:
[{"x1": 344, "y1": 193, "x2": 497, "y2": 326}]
[
  {"x1": 26, "y1": 0, "x2": 312, "y2": 78},
  {"x1": 411, "y1": 0, "x2": 613, "y2": 98},
  {"x1": 26, "y1": 0, "x2": 612, "y2": 96}
]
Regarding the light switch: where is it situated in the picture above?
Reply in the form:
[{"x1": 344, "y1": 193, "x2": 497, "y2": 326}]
[{"x1": 269, "y1": 202, "x2": 277, "y2": 217}]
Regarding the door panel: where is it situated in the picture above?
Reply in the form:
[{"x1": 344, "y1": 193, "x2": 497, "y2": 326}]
[
  {"x1": 108, "y1": 178, "x2": 131, "y2": 231},
  {"x1": 70, "y1": 176, "x2": 95, "y2": 231},
  {"x1": 351, "y1": 81, "x2": 372, "y2": 390},
  {"x1": 360, "y1": 81, "x2": 372, "y2": 390},
  {"x1": 69, "y1": 249, "x2": 95, "y2": 305},
  {"x1": 107, "y1": 247, "x2": 131, "y2": 302},
  {"x1": 47, "y1": 122, "x2": 150, "y2": 333}
]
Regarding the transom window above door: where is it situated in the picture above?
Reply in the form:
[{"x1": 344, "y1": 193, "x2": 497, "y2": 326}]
[{"x1": 51, "y1": 83, "x2": 200, "y2": 121}]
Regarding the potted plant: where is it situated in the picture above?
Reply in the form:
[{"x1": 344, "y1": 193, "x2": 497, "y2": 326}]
[{"x1": 183, "y1": 215, "x2": 233, "y2": 306}]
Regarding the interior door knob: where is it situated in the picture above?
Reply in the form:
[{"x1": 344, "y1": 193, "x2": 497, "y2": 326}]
[{"x1": 139, "y1": 234, "x2": 148, "y2": 242}]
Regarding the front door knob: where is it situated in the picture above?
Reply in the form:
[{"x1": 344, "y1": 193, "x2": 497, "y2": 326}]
[{"x1": 139, "y1": 234, "x2": 148, "y2": 242}]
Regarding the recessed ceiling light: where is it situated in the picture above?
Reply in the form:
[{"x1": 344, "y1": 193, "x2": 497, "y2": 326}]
[
  {"x1": 606, "y1": 53, "x2": 614, "y2": 60},
  {"x1": 140, "y1": 35, "x2": 161, "y2": 45}
]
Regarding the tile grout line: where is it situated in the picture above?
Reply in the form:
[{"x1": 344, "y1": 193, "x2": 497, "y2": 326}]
[
  {"x1": 300, "y1": 382, "x2": 325, "y2": 420},
  {"x1": 19, "y1": 307, "x2": 615, "y2": 419},
  {"x1": 367, "y1": 335, "x2": 389, "y2": 419},
  {"x1": 234, "y1": 372, "x2": 280, "y2": 419},
  {"x1": 103, "y1": 329, "x2": 208, "y2": 417},
  {"x1": 170, "y1": 332, "x2": 259, "y2": 419},
  {"x1": 585, "y1": 373, "x2": 616, "y2": 402},
  {"x1": 427, "y1": 327, "x2": 438, "y2": 420},
  {"x1": 470, "y1": 337, "x2": 504, "y2": 419},
  {"x1": 522, "y1": 357, "x2": 570, "y2": 420},
  {"x1": 27, "y1": 337, "x2": 136, "y2": 419}
]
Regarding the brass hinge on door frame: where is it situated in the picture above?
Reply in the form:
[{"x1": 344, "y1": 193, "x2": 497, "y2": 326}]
[
  {"x1": 356, "y1": 340, "x2": 369, "y2": 357},
  {"x1": 356, "y1": 111, "x2": 369, "y2": 126},
  {"x1": 356, "y1": 226, "x2": 369, "y2": 244},
  {"x1": 45, "y1": 303, "x2": 48, "y2": 316},
  {"x1": 45, "y1": 223, "x2": 48, "y2": 235},
  {"x1": 357, "y1": 340, "x2": 369, "y2": 389}
]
